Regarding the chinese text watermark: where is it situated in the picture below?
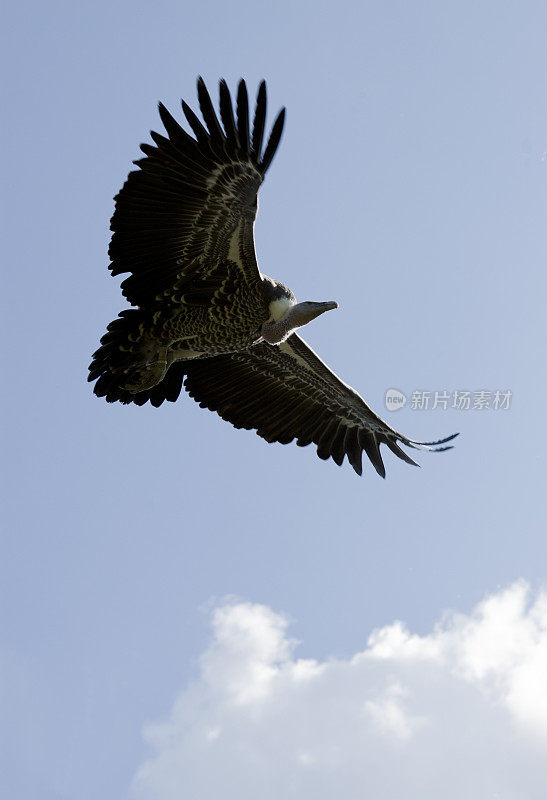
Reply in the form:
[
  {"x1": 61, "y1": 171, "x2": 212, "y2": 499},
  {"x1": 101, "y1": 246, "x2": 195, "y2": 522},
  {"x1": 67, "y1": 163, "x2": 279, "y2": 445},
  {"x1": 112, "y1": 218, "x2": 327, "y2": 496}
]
[{"x1": 385, "y1": 388, "x2": 512, "y2": 412}]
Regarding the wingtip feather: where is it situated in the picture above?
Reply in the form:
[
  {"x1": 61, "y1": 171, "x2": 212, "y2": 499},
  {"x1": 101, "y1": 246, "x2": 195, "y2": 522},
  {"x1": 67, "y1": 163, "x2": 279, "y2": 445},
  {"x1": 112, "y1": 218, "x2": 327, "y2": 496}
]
[{"x1": 260, "y1": 107, "x2": 285, "y2": 174}]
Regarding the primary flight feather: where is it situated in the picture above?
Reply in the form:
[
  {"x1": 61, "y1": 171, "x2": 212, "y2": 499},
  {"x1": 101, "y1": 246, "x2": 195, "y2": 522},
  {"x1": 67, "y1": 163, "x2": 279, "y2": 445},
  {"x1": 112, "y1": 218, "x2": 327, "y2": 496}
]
[{"x1": 88, "y1": 77, "x2": 457, "y2": 477}]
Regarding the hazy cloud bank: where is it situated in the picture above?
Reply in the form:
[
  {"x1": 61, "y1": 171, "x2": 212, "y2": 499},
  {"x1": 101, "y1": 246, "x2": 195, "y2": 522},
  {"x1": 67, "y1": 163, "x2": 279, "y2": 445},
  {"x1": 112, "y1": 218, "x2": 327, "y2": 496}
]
[{"x1": 133, "y1": 582, "x2": 547, "y2": 800}]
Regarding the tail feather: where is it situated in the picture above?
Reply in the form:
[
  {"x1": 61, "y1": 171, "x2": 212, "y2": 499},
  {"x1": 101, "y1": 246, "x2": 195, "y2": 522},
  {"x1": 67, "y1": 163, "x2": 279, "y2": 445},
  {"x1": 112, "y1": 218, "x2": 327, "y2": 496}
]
[{"x1": 88, "y1": 309, "x2": 185, "y2": 406}]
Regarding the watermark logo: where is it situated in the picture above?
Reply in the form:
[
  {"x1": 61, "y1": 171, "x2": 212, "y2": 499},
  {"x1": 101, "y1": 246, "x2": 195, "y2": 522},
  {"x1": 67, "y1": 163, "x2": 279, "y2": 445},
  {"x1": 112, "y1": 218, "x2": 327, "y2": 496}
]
[
  {"x1": 385, "y1": 388, "x2": 407, "y2": 411},
  {"x1": 385, "y1": 389, "x2": 512, "y2": 411}
]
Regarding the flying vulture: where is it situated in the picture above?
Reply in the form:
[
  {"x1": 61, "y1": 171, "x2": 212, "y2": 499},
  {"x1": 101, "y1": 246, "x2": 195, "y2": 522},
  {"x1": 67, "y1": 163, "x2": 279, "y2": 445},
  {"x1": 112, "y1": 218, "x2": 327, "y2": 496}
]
[{"x1": 89, "y1": 77, "x2": 457, "y2": 477}]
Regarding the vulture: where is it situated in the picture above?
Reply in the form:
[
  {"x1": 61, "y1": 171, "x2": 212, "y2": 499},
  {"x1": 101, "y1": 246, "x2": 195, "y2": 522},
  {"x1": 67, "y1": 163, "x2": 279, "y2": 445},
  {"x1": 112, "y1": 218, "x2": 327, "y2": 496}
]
[{"x1": 89, "y1": 77, "x2": 457, "y2": 477}]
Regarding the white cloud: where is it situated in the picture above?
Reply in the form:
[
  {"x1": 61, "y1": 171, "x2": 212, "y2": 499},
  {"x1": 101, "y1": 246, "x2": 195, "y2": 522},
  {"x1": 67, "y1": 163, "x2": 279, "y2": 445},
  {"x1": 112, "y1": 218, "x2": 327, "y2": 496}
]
[{"x1": 132, "y1": 582, "x2": 547, "y2": 800}]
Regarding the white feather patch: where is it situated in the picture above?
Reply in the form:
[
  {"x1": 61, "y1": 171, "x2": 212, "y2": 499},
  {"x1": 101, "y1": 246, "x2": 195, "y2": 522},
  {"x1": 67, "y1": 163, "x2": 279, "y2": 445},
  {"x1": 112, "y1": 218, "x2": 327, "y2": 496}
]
[{"x1": 268, "y1": 296, "x2": 294, "y2": 321}]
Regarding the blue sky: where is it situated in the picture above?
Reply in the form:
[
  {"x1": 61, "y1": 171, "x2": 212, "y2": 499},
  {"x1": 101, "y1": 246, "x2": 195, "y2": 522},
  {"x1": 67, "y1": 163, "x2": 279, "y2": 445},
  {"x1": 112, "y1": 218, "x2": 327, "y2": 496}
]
[{"x1": 2, "y1": 2, "x2": 546, "y2": 798}]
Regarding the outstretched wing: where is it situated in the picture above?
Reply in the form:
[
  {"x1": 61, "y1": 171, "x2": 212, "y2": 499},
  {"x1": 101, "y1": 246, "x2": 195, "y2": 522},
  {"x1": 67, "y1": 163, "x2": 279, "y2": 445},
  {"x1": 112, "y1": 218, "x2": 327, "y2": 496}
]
[
  {"x1": 181, "y1": 334, "x2": 458, "y2": 477},
  {"x1": 108, "y1": 78, "x2": 286, "y2": 308}
]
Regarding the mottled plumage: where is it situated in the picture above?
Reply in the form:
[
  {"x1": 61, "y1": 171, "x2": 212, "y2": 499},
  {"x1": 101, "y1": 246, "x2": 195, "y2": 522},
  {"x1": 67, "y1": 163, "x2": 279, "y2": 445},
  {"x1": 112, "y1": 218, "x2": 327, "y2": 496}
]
[{"x1": 89, "y1": 77, "x2": 457, "y2": 476}]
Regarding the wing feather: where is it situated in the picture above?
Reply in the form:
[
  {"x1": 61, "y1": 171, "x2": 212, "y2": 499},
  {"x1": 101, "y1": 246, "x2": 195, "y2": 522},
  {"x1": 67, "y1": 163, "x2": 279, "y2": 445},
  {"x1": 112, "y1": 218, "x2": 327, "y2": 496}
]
[
  {"x1": 196, "y1": 76, "x2": 225, "y2": 147},
  {"x1": 108, "y1": 78, "x2": 286, "y2": 308},
  {"x1": 218, "y1": 80, "x2": 239, "y2": 155},
  {"x1": 261, "y1": 109, "x2": 286, "y2": 175},
  {"x1": 157, "y1": 102, "x2": 190, "y2": 143},
  {"x1": 181, "y1": 100, "x2": 212, "y2": 148},
  {"x1": 359, "y1": 431, "x2": 386, "y2": 479},
  {"x1": 236, "y1": 80, "x2": 250, "y2": 156},
  {"x1": 181, "y1": 334, "x2": 457, "y2": 477},
  {"x1": 251, "y1": 81, "x2": 267, "y2": 164},
  {"x1": 330, "y1": 426, "x2": 348, "y2": 467},
  {"x1": 345, "y1": 428, "x2": 363, "y2": 476}
]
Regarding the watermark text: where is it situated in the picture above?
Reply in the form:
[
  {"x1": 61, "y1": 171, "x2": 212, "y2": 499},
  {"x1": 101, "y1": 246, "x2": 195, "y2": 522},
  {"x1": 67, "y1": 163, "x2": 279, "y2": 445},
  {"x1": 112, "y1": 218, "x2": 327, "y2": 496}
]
[{"x1": 385, "y1": 388, "x2": 512, "y2": 412}]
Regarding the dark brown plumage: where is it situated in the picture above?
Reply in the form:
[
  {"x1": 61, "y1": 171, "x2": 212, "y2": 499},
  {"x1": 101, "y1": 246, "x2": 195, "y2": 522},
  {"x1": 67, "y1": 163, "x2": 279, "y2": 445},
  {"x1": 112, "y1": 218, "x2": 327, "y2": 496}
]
[{"x1": 89, "y1": 77, "x2": 457, "y2": 476}]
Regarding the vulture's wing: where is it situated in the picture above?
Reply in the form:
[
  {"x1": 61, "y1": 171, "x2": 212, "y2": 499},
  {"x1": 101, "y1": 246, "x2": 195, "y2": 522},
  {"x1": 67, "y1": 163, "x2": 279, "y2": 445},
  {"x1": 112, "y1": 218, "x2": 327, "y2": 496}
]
[
  {"x1": 108, "y1": 78, "x2": 285, "y2": 308},
  {"x1": 180, "y1": 334, "x2": 458, "y2": 477}
]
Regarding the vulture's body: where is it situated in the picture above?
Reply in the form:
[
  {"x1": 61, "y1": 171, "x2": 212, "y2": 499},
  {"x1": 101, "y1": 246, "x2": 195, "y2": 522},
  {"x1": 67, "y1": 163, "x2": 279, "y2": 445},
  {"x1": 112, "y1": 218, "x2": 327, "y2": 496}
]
[{"x1": 89, "y1": 78, "x2": 457, "y2": 476}]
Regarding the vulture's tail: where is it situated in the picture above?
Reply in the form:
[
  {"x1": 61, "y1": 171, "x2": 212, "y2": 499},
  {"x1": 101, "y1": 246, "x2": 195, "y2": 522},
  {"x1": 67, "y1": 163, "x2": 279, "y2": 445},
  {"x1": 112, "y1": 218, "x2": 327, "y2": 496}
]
[{"x1": 88, "y1": 309, "x2": 186, "y2": 407}]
